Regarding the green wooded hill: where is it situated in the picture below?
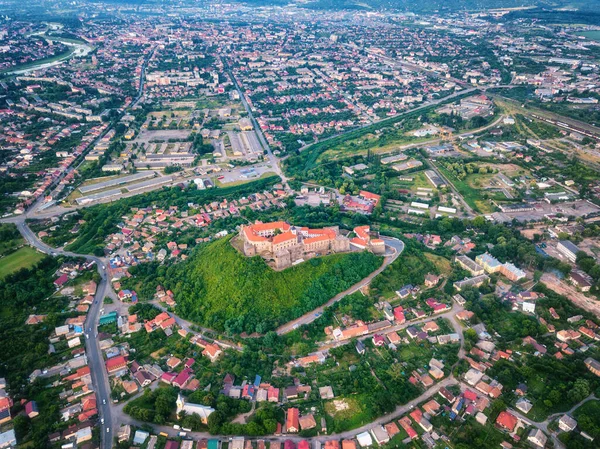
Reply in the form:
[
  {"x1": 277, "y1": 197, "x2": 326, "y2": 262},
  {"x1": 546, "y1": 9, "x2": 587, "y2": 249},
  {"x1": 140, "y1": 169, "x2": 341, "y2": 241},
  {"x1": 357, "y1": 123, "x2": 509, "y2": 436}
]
[{"x1": 172, "y1": 236, "x2": 382, "y2": 334}]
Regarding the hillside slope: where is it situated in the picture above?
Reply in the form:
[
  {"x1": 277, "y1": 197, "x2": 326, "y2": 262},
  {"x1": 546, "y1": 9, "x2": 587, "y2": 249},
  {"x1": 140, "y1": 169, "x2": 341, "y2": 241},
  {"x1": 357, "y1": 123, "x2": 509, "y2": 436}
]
[{"x1": 172, "y1": 236, "x2": 383, "y2": 334}]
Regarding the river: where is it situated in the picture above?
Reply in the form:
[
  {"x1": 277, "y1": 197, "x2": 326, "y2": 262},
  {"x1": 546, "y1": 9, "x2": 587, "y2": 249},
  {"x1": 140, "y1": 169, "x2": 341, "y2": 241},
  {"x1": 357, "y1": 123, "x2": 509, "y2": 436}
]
[{"x1": 4, "y1": 33, "x2": 94, "y2": 75}]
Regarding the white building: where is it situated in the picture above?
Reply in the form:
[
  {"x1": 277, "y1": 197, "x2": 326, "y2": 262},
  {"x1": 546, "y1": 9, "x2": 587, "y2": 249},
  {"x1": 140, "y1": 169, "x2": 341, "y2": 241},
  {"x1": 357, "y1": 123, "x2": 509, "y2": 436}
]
[
  {"x1": 557, "y1": 240, "x2": 580, "y2": 263},
  {"x1": 0, "y1": 429, "x2": 16, "y2": 448},
  {"x1": 176, "y1": 394, "x2": 215, "y2": 423},
  {"x1": 527, "y1": 428, "x2": 548, "y2": 448},
  {"x1": 356, "y1": 431, "x2": 373, "y2": 447},
  {"x1": 558, "y1": 415, "x2": 577, "y2": 432}
]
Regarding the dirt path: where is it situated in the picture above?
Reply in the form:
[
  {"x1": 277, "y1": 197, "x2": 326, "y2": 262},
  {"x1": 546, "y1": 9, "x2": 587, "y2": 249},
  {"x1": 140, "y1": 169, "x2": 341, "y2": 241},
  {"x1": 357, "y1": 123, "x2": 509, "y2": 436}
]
[{"x1": 541, "y1": 273, "x2": 600, "y2": 319}]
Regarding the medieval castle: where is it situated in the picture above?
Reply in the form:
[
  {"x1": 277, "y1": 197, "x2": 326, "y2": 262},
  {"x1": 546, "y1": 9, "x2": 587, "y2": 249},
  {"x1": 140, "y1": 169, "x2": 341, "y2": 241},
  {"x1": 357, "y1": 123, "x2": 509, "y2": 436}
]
[{"x1": 239, "y1": 221, "x2": 385, "y2": 269}]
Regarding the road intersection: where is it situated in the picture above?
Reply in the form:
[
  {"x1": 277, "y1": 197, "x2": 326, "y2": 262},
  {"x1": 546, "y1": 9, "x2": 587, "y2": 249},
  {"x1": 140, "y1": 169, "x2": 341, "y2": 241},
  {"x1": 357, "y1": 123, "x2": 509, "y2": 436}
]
[{"x1": 7, "y1": 213, "x2": 411, "y2": 448}]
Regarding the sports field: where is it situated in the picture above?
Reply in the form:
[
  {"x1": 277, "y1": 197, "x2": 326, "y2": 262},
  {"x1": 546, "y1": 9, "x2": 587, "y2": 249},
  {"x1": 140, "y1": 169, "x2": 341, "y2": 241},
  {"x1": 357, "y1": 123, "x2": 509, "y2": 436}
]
[{"x1": 0, "y1": 247, "x2": 46, "y2": 279}]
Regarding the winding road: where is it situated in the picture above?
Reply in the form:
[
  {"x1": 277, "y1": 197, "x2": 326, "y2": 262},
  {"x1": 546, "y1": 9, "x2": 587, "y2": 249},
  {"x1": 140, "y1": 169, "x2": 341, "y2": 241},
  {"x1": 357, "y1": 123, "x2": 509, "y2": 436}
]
[
  {"x1": 5, "y1": 213, "x2": 413, "y2": 448},
  {"x1": 507, "y1": 394, "x2": 597, "y2": 449},
  {"x1": 1, "y1": 50, "x2": 575, "y2": 448},
  {"x1": 276, "y1": 237, "x2": 405, "y2": 335},
  {"x1": 13, "y1": 219, "x2": 115, "y2": 449}
]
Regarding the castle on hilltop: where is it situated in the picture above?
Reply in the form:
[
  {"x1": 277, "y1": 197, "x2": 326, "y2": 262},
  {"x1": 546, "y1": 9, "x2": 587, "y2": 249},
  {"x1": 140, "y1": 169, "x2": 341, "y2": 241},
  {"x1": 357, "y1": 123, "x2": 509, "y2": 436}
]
[{"x1": 240, "y1": 221, "x2": 385, "y2": 269}]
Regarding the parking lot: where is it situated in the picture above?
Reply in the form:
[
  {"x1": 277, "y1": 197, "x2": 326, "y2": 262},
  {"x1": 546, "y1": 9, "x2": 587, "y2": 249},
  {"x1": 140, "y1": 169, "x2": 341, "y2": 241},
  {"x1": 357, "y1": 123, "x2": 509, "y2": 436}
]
[
  {"x1": 216, "y1": 163, "x2": 275, "y2": 184},
  {"x1": 494, "y1": 199, "x2": 600, "y2": 223}
]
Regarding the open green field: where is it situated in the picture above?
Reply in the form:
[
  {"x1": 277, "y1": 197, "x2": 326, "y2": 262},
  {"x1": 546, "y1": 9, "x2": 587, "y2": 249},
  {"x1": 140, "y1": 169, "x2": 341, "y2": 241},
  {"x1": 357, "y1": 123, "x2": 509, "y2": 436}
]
[
  {"x1": 0, "y1": 246, "x2": 46, "y2": 279},
  {"x1": 435, "y1": 163, "x2": 519, "y2": 214},
  {"x1": 283, "y1": 91, "x2": 477, "y2": 178},
  {"x1": 576, "y1": 30, "x2": 600, "y2": 41},
  {"x1": 424, "y1": 253, "x2": 452, "y2": 276},
  {"x1": 435, "y1": 163, "x2": 493, "y2": 213},
  {"x1": 390, "y1": 170, "x2": 437, "y2": 193},
  {"x1": 324, "y1": 395, "x2": 371, "y2": 430},
  {"x1": 167, "y1": 236, "x2": 383, "y2": 334},
  {"x1": 317, "y1": 131, "x2": 430, "y2": 162}
]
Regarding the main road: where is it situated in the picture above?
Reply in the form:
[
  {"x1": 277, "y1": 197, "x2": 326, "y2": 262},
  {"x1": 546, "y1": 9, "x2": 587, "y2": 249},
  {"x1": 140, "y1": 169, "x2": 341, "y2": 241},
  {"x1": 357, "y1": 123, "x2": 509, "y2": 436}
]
[
  {"x1": 226, "y1": 65, "x2": 290, "y2": 191},
  {"x1": 8, "y1": 218, "x2": 407, "y2": 449},
  {"x1": 1, "y1": 55, "x2": 518, "y2": 449},
  {"x1": 296, "y1": 87, "x2": 478, "y2": 154},
  {"x1": 4, "y1": 46, "x2": 157, "y2": 449},
  {"x1": 14, "y1": 220, "x2": 114, "y2": 449},
  {"x1": 25, "y1": 45, "x2": 155, "y2": 218},
  {"x1": 109, "y1": 302, "x2": 466, "y2": 446}
]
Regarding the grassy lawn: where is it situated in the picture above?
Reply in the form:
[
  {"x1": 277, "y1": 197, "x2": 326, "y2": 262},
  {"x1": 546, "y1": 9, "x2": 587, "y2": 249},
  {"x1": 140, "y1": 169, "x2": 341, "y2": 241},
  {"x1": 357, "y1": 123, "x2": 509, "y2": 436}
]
[
  {"x1": 436, "y1": 164, "x2": 494, "y2": 214},
  {"x1": 577, "y1": 30, "x2": 600, "y2": 41},
  {"x1": 424, "y1": 253, "x2": 452, "y2": 276},
  {"x1": 398, "y1": 343, "x2": 432, "y2": 362},
  {"x1": 165, "y1": 235, "x2": 383, "y2": 333},
  {"x1": 391, "y1": 170, "x2": 437, "y2": 193},
  {"x1": 195, "y1": 97, "x2": 234, "y2": 110},
  {"x1": 324, "y1": 395, "x2": 371, "y2": 431},
  {"x1": 0, "y1": 247, "x2": 46, "y2": 279}
]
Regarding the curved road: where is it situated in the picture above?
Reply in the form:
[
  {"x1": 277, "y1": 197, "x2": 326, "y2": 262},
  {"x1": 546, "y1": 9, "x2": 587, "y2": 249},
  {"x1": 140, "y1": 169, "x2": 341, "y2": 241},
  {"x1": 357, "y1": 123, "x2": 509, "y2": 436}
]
[
  {"x1": 9, "y1": 220, "x2": 411, "y2": 448},
  {"x1": 276, "y1": 237, "x2": 404, "y2": 334},
  {"x1": 14, "y1": 220, "x2": 114, "y2": 449},
  {"x1": 110, "y1": 302, "x2": 466, "y2": 445}
]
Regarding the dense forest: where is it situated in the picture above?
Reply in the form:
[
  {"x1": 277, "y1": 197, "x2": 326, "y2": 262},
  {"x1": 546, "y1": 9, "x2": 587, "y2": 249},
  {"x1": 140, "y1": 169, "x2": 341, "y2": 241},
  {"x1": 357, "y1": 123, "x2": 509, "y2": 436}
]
[{"x1": 128, "y1": 235, "x2": 382, "y2": 334}]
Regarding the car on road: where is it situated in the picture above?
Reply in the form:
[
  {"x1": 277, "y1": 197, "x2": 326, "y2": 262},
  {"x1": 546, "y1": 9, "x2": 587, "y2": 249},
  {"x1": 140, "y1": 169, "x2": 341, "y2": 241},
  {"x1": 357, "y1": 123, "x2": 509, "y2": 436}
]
[
  {"x1": 102, "y1": 399, "x2": 106, "y2": 404},
  {"x1": 101, "y1": 418, "x2": 104, "y2": 424},
  {"x1": 106, "y1": 427, "x2": 110, "y2": 433}
]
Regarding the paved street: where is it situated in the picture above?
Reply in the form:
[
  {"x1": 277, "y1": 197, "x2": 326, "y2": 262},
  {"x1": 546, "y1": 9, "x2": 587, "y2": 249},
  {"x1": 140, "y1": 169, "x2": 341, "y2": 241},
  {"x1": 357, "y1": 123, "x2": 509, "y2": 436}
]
[
  {"x1": 227, "y1": 68, "x2": 290, "y2": 191},
  {"x1": 15, "y1": 220, "x2": 114, "y2": 449},
  {"x1": 276, "y1": 237, "x2": 405, "y2": 335}
]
